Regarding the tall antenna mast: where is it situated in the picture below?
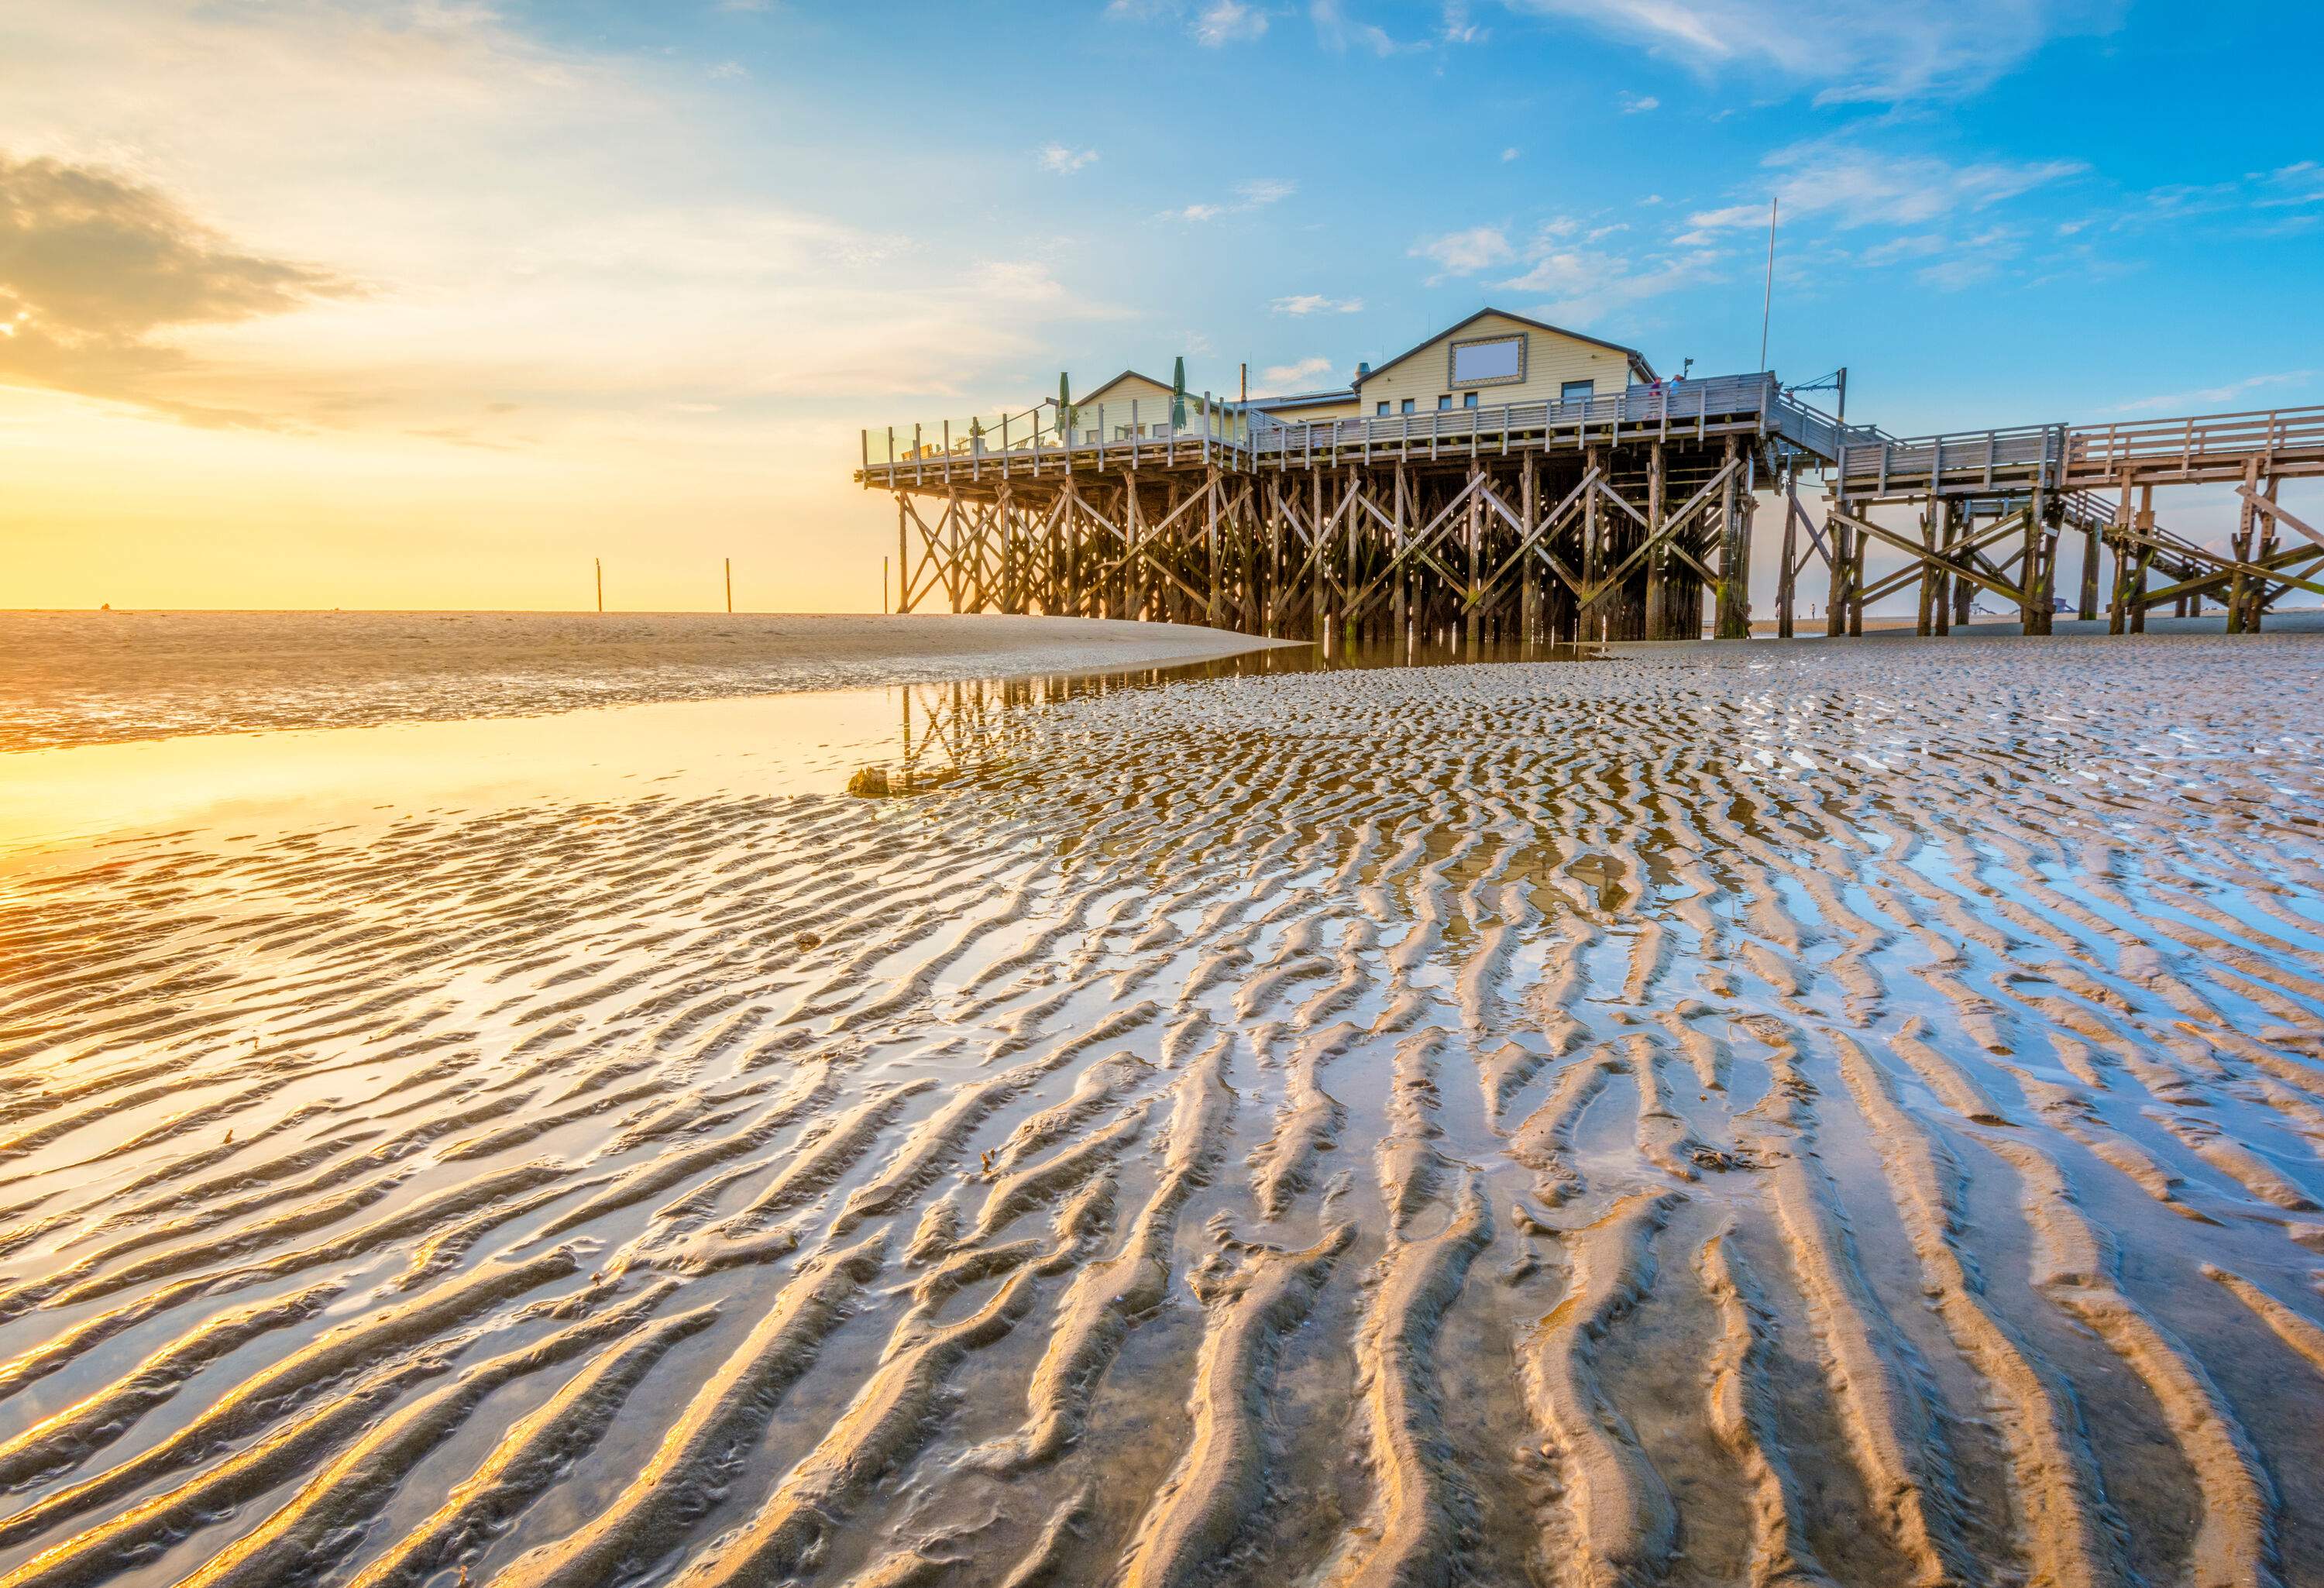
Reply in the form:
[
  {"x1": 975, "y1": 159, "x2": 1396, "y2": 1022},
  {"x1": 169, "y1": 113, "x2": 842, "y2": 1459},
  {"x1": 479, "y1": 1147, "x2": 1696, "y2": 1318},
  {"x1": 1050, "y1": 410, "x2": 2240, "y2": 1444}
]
[{"x1": 1758, "y1": 195, "x2": 1778, "y2": 373}]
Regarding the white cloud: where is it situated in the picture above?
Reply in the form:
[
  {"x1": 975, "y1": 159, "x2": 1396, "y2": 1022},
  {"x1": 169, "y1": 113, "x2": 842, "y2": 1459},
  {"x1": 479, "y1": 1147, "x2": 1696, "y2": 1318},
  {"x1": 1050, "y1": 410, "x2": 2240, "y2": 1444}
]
[
  {"x1": 1037, "y1": 143, "x2": 1098, "y2": 174},
  {"x1": 1494, "y1": 0, "x2": 2121, "y2": 103},
  {"x1": 2255, "y1": 160, "x2": 2324, "y2": 208},
  {"x1": 1260, "y1": 356, "x2": 1338, "y2": 389},
  {"x1": 1311, "y1": 0, "x2": 1410, "y2": 55},
  {"x1": 1497, "y1": 243, "x2": 1723, "y2": 325},
  {"x1": 0, "y1": 0, "x2": 1128, "y2": 435},
  {"x1": 1501, "y1": 146, "x2": 1520, "y2": 162},
  {"x1": 1271, "y1": 294, "x2": 1363, "y2": 315},
  {"x1": 1679, "y1": 143, "x2": 2084, "y2": 246},
  {"x1": 1164, "y1": 178, "x2": 1293, "y2": 222},
  {"x1": 2105, "y1": 370, "x2": 2315, "y2": 415},
  {"x1": 707, "y1": 60, "x2": 748, "y2": 80},
  {"x1": 1619, "y1": 91, "x2": 1659, "y2": 112},
  {"x1": 1195, "y1": 0, "x2": 1269, "y2": 44},
  {"x1": 1441, "y1": 2, "x2": 1487, "y2": 43},
  {"x1": 1410, "y1": 225, "x2": 1513, "y2": 280}
]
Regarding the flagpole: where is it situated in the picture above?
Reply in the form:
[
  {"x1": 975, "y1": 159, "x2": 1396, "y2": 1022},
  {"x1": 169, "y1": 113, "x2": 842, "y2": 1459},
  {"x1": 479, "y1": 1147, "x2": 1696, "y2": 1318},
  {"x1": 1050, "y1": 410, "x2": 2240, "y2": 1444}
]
[{"x1": 1758, "y1": 196, "x2": 1778, "y2": 373}]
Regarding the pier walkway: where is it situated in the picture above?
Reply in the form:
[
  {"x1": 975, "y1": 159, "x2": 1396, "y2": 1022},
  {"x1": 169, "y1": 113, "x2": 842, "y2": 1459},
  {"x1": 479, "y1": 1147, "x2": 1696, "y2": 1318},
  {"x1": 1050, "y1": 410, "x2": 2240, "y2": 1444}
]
[{"x1": 857, "y1": 375, "x2": 2324, "y2": 644}]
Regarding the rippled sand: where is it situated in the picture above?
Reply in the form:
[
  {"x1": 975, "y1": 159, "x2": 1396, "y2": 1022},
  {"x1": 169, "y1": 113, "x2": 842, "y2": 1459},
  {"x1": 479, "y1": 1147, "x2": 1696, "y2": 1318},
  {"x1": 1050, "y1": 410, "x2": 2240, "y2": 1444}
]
[{"x1": 5, "y1": 634, "x2": 2324, "y2": 1587}]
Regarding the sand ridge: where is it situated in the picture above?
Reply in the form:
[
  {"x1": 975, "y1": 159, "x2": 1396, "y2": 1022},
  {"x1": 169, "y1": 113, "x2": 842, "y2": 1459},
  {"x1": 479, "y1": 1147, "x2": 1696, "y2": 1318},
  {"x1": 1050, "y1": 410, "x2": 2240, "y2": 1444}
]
[{"x1": 0, "y1": 634, "x2": 2321, "y2": 1584}]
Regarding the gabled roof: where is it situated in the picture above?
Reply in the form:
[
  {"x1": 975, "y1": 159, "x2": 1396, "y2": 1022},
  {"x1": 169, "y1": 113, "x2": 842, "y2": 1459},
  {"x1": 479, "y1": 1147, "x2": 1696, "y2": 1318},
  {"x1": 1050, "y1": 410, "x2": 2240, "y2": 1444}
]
[
  {"x1": 1074, "y1": 369, "x2": 1174, "y2": 406},
  {"x1": 1353, "y1": 308, "x2": 1655, "y2": 388}
]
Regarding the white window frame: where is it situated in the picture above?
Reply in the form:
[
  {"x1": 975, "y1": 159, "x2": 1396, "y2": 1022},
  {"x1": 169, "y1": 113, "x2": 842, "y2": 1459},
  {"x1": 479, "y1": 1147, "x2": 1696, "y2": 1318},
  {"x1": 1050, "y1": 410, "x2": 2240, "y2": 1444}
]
[{"x1": 1446, "y1": 333, "x2": 1527, "y2": 389}]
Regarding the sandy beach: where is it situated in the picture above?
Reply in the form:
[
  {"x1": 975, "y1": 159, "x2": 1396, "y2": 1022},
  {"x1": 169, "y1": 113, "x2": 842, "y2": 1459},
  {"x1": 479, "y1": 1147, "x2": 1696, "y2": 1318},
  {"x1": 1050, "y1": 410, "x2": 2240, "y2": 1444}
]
[{"x1": 3, "y1": 624, "x2": 2323, "y2": 1588}]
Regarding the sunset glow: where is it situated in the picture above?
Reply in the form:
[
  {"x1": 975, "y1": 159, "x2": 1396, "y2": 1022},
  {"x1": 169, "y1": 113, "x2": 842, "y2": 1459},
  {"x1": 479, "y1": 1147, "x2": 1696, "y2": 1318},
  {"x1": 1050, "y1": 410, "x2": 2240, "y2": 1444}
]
[{"x1": 5, "y1": 2, "x2": 2320, "y2": 610}]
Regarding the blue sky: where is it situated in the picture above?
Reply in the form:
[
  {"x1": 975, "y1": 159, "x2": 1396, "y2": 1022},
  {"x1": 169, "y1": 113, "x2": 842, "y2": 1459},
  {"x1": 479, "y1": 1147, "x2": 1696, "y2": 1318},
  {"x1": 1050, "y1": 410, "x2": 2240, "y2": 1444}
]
[
  {"x1": 3, "y1": 0, "x2": 2319, "y2": 609},
  {"x1": 521, "y1": 0, "x2": 2323, "y2": 431}
]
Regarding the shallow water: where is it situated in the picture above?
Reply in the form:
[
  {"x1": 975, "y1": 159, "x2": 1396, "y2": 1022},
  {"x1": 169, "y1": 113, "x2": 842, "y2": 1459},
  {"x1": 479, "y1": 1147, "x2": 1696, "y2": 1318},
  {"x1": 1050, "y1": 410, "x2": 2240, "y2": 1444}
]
[{"x1": 3, "y1": 633, "x2": 2323, "y2": 1588}]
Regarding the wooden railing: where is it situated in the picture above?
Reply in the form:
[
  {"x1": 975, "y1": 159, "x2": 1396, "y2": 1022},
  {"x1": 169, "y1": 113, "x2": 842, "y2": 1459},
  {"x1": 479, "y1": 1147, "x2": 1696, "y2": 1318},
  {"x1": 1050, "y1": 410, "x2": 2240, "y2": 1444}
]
[
  {"x1": 1246, "y1": 373, "x2": 1789, "y2": 459},
  {"x1": 2064, "y1": 404, "x2": 2324, "y2": 483},
  {"x1": 1834, "y1": 424, "x2": 2065, "y2": 496},
  {"x1": 1836, "y1": 402, "x2": 2324, "y2": 497}
]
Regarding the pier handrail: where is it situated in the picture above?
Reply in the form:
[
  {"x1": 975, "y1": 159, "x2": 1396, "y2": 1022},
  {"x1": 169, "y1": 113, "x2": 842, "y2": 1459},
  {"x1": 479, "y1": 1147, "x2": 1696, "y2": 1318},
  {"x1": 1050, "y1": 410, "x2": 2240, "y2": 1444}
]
[{"x1": 2064, "y1": 402, "x2": 2324, "y2": 475}]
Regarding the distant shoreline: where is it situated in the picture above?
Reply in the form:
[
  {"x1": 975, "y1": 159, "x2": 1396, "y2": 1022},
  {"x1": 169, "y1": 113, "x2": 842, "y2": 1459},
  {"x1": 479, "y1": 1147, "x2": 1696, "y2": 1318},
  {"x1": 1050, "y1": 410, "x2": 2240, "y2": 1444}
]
[{"x1": 1, "y1": 612, "x2": 1291, "y2": 754}]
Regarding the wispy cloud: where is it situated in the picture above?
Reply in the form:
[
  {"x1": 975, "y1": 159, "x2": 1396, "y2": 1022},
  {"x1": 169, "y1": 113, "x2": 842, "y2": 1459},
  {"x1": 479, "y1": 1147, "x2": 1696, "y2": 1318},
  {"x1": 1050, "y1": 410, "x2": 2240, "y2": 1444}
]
[
  {"x1": 1494, "y1": 0, "x2": 2122, "y2": 103},
  {"x1": 1260, "y1": 355, "x2": 1339, "y2": 388},
  {"x1": 1676, "y1": 142, "x2": 2085, "y2": 243},
  {"x1": 2104, "y1": 370, "x2": 2315, "y2": 415},
  {"x1": 0, "y1": 0, "x2": 1123, "y2": 442},
  {"x1": 1497, "y1": 238, "x2": 1724, "y2": 327},
  {"x1": 1164, "y1": 177, "x2": 1295, "y2": 222},
  {"x1": 1440, "y1": 2, "x2": 1488, "y2": 43},
  {"x1": 1410, "y1": 225, "x2": 1514, "y2": 280},
  {"x1": 1618, "y1": 91, "x2": 1659, "y2": 112},
  {"x1": 1271, "y1": 294, "x2": 1364, "y2": 315},
  {"x1": 1194, "y1": 0, "x2": 1268, "y2": 44},
  {"x1": 2067, "y1": 160, "x2": 2324, "y2": 238},
  {"x1": 1311, "y1": 0, "x2": 1413, "y2": 55},
  {"x1": 0, "y1": 152, "x2": 359, "y2": 426},
  {"x1": 1037, "y1": 143, "x2": 1098, "y2": 174}
]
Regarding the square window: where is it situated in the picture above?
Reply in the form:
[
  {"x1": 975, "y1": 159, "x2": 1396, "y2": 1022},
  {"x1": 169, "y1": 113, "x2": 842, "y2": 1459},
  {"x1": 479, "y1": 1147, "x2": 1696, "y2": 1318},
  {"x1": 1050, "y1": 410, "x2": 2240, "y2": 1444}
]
[
  {"x1": 1463, "y1": 392, "x2": 1480, "y2": 408},
  {"x1": 1400, "y1": 398, "x2": 1415, "y2": 414},
  {"x1": 1437, "y1": 395, "x2": 1452, "y2": 411},
  {"x1": 1377, "y1": 401, "x2": 1390, "y2": 416},
  {"x1": 1561, "y1": 379, "x2": 1596, "y2": 403}
]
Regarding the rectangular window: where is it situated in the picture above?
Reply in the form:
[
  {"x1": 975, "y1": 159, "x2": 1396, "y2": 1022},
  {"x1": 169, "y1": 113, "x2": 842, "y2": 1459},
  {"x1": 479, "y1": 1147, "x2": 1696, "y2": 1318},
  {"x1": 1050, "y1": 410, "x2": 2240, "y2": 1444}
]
[
  {"x1": 1561, "y1": 379, "x2": 1596, "y2": 403},
  {"x1": 1463, "y1": 392, "x2": 1480, "y2": 409},
  {"x1": 1376, "y1": 401, "x2": 1390, "y2": 416},
  {"x1": 1437, "y1": 395, "x2": 1452, "y2": 411},
  {"x1": 1400, "y1": 398, "x2": 1415, "y2": 414},
  {"x1": 1448, "y1": 335, "x2": 1526, "y2": 387}
]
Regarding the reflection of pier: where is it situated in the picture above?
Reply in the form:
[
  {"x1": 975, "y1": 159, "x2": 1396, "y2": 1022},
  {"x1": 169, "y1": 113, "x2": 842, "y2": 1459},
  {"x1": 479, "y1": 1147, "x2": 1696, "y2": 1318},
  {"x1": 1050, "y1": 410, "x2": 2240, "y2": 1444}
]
[
  {"x1": 892, "y1": 667, "x2": 1201, "y2": 790},
  {"x1": 861, "y1": 380, "x2": 2324, "y2": 640}
]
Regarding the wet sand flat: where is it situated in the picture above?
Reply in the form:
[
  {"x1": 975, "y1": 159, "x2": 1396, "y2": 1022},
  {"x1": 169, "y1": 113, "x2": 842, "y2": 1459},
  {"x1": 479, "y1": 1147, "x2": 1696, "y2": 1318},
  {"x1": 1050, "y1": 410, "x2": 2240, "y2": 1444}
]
[
  {"x1": 4, "y1": 632, "x2": 2324, "y2": 1586},
  {"x1": 0, "y1": 612, "x2": 1288, "y2": 752}
]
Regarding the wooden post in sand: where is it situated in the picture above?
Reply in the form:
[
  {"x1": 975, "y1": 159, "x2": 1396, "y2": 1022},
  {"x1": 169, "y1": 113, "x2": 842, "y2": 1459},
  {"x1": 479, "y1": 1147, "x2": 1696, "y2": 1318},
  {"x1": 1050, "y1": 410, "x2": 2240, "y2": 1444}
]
[
  {"x1": 1824, "y1": 502, "x2": 1849, "y2": 638},
  {"x1": 595, "y1": 558, "x2": 603, "y2": 614},
  {"x1": 724, "y1": 558, "x2": 732, "y2": 614}
]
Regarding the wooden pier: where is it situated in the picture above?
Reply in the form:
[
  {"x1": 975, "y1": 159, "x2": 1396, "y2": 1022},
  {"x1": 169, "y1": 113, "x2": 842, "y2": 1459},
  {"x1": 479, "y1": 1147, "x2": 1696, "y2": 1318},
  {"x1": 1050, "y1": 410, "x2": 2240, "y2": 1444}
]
[{"x1": 859, "y1": 365, "x2": 2324, "y2": 642}]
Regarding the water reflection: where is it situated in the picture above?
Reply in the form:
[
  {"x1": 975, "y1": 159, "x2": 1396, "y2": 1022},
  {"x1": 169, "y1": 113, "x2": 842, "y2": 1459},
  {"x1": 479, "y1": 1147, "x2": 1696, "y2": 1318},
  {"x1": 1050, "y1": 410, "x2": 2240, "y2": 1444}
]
[
  {"x1": 0, "y1": 637, "x2": 1601, "y2": 868},
  {"x1": 884, "y1": 635, "x2": 1604, "y2": 793}
]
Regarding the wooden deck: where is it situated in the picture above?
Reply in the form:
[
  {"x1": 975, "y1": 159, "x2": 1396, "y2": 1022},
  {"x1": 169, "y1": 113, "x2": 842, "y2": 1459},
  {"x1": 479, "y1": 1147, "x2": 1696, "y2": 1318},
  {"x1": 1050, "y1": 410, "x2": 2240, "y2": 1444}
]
[
  {"x1": 1834, "y1": 402, "x2": 2324, "y2": 497},
  {"x1": 857, "y1": 379, "x2": 2324, "y2": 644}
]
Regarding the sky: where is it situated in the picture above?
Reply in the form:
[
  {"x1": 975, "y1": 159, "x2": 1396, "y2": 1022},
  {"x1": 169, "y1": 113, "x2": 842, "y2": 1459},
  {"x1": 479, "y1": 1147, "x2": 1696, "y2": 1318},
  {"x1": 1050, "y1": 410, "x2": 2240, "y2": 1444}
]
[{"x1": 3, "y1": 0, "x2": 2319, "y2": 613}]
